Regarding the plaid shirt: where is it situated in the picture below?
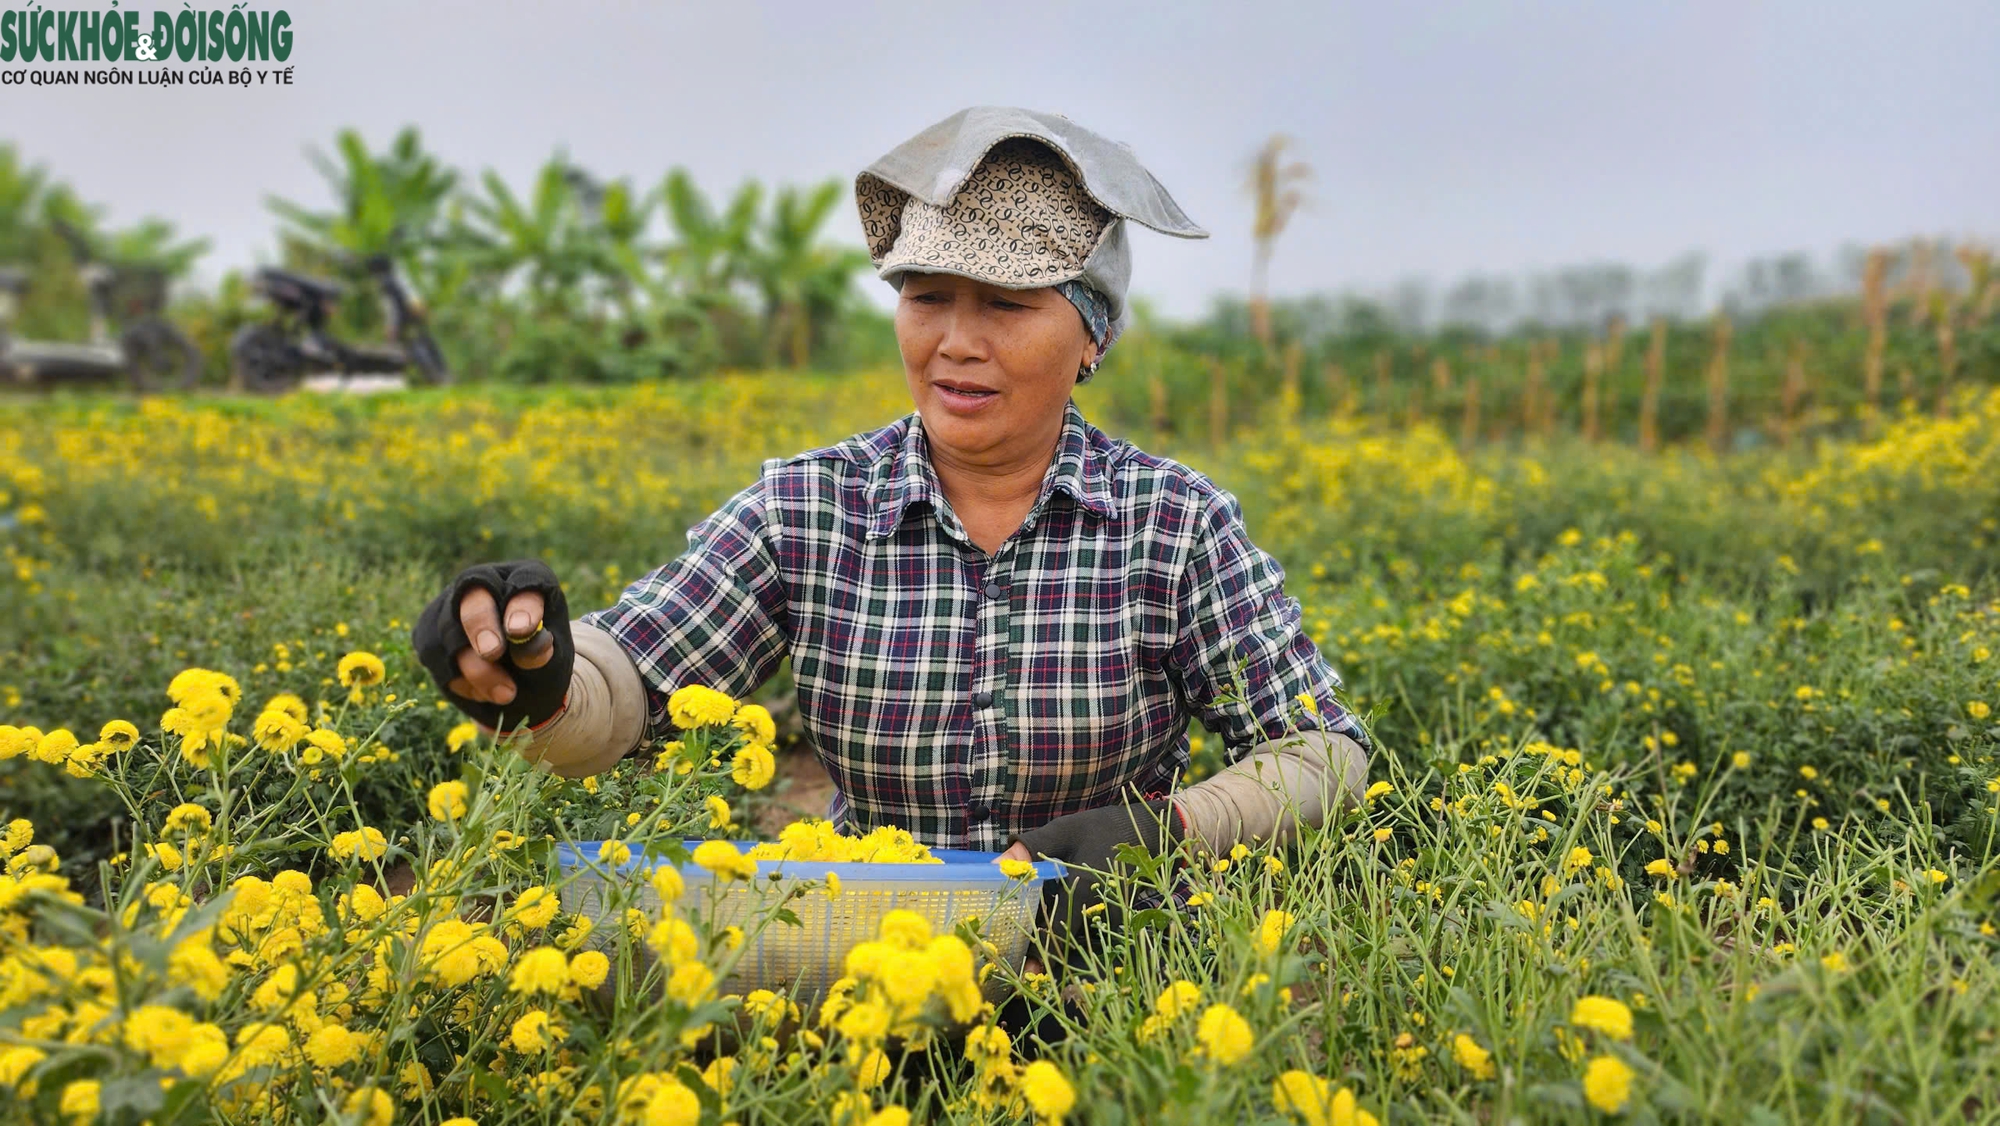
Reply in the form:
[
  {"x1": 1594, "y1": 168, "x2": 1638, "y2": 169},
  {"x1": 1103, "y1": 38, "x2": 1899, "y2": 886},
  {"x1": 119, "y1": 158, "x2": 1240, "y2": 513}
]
[{"x1": 581, "y1": 400, "x2": 1370, "y2": 851}]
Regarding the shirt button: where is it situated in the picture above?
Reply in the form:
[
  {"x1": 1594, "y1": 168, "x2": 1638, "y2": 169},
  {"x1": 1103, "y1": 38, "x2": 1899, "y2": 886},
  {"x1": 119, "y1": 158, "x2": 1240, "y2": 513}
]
[
  {"x1": 967, "y1": 801, "x2": 991, "y2": 824},
  {"x1": 984, "y1": 581, "x2": 1004, "y2": 600},
  {"x1": 972, "y1": 689, "x2": 994, "y2": 708}
]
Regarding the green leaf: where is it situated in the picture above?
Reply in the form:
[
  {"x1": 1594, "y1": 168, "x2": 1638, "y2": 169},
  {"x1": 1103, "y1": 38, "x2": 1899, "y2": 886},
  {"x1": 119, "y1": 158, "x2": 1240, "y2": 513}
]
[{"x1": 99, "y1": 1072, "x2": 169, "y2": 1120}]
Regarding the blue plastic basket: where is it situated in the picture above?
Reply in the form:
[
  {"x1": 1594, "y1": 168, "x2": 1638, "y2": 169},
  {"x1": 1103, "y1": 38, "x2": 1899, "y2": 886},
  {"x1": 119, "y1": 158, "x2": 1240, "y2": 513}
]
[{"x1": 554, "y1": 840, "x2": 1063, "y2": 1002}]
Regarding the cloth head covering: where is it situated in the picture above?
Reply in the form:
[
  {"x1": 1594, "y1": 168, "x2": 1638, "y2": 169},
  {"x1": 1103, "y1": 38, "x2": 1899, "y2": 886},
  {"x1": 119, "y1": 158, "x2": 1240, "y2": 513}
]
[
  {"x1": 856, "y1": 107, "x2": 1208, "y2": 376},
  {"x1": 1054, "y1": 278, "x2": 1115, "y2": 382}
]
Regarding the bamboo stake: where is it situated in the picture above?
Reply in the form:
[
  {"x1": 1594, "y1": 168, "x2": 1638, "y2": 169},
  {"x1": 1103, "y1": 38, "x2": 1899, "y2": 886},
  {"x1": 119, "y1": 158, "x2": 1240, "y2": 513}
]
[
  {"x1": 1432, "y1": 356, "x2": 1453, "y2": 394},
  {"x1": 1282, "y1": 341, "x2": 1303, "y2": 404},
  {"x1": 1959, "y1": 243, "x2": 1997, "y2": 319},
  {"x1": 1639, "y1": 317, "x2": 1666, "y2": 453},
  {"x1": 1459, "y1": 368, "x2": 1481, "y2": 452},
  {"x1": 1539, "y1": 338, "x2": 1561, "y2": 438},
  {"x1": 1932, "y1": 292, "x2": 1958, "y2": 418},
  {"x1": 1778, "y1": 340, "x2": 1807, "y2": 450},
  {"x1": 1604, "y1": 314, "x2": 1627, "y2": 373},
  {"x1": 1580, "y1": 341, "x2": 1603, "y2": 443},
  {"x1": 1324, "y1": 362, "x2": 1353, "y2": 416},
  {"x1": 1861, "y1": 248, "x2": 1889, "y2": 429},
  {"x1": 1149, "y1": 372, "x2": 1171, "y2": 439},
  {"x1": 1209, "y1": 358, "x2": 1229, "y2": 447},
  {"x1": 1705, "y1": 313, "x2": 1733, "y2": 455},
  {"x1": 1523, "y1": 342, "x2": 1545, "y2": 438},
  {"x1": 1373, "y1": 352, "x2": 1392, "y2": 416},
  {"x1": 1908, "y1": 238, "x2": 1934, "y2": 318}
]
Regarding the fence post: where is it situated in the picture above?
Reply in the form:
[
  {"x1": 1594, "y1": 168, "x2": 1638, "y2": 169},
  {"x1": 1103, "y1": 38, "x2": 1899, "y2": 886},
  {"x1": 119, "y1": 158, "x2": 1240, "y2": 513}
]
[
  {"x1": 1861, "y1": 248, "x2": 1889, "y2": 430},
  {"x1": 1639, "y1": 317, "x2": 1666, "y2": 453},
  {"x1": 1208, "y1": 358, "x2": 1229, "y2": 447},
  {"x1": 1580, "y1": 341, "x2": 1602, "y2": 443},
  {"x1": 1324, "y1": 362, "x2": 1352, "y2": 417},
  {"x1": 1705, "y1": 313, "x2": 1733, "y2": 455},
  {"x1": 1405, "y1": 370, "x2": 1427, "y2": 430},
  {"x1": 1459, "y1": 369, "x2": 1481, "y2": 453},
  {"x1": 1539, "y1": 338, "x2": 1561, "y2": 438},
  {"x1": 1932, "y1": 292, "x2": 1958, "y2": 418},
  {"x1": 1523, "y1": 342, "x2": 1545, "y2": 439},
  {"x1": 1778, "y1": 339, "x2": 1807, "y2": 449}
]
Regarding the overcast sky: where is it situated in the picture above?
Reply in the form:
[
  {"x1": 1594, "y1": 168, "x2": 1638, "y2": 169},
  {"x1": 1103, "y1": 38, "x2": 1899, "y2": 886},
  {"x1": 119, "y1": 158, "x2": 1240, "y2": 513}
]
[{"x1": 4, "y1": 0, "x2": 1997, "y2": 319}]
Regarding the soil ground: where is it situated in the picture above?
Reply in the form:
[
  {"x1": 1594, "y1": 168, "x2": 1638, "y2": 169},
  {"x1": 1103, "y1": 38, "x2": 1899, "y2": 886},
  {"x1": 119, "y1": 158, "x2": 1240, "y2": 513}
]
[{"x1": 751, "y1": 747, "x2": 837, "y2": 836}]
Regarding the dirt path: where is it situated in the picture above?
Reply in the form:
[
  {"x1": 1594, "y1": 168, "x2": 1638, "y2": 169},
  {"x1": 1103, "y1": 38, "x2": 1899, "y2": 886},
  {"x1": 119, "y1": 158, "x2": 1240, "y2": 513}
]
[{"x1": 752, "y1": 748, "x2": 837, "y2": 835}]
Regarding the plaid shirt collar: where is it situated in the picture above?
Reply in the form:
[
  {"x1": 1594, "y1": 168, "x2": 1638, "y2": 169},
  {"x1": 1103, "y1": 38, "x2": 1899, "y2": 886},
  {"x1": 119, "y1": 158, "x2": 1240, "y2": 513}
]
[{"x1": 865, "y1": 399, "x2": 1115, "y2": 543}]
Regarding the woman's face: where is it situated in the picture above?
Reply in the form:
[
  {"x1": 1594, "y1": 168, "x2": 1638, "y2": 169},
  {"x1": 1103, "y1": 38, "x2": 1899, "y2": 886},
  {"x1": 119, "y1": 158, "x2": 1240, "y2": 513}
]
[{"x1": 895, "y1": 272, "x2": 1097, "y2": 466}]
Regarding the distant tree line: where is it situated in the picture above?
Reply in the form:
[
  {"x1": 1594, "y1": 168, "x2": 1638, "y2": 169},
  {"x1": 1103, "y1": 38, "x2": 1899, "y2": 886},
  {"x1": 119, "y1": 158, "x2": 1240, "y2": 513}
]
[
  {"x1": 2, "y1": 127, "x2": 1991, "y2": 425},
  {"x1": 0, "y1": 128, "x2": 895, "y2": 386}
]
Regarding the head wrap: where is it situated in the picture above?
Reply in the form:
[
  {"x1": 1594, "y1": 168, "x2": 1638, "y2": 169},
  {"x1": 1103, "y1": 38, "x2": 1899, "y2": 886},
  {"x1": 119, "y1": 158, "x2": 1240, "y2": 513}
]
[
  {"x1": 1055, "y1": 278, "x2": 1116, "y2": 382},
  {"x1": 856, "y1": 106, "x2": 1207, "y2": 366}
]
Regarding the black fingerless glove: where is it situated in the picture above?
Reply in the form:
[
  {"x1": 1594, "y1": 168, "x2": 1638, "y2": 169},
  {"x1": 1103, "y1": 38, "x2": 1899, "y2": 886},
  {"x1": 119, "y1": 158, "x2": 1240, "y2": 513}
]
[
  {"x1": 1012, "y1": 797, "x2": 1182, "y2": 958},
  {"x1": 412, "y1": 559, "x2": 575, "y2": 732}
]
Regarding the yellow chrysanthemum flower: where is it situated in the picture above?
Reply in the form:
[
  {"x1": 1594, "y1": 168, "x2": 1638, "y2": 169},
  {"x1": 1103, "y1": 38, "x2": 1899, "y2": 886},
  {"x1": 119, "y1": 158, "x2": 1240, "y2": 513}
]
[
  {"x1": 509, "y1": 1009, "x2": 564, "y2": 1053},
  {"x1": 569, "y1": 950, "x2": 610, "y2": 990},
  {"x1": 668, "y1": 684, "x2": 738, "y2": 730},
  {"x1": 692, "y1": 839, "x2": 757, "y2": 882},
  {"x1": 732, "y1": 702, "x2": 777, "y2": 743},
  {"x1": 1569, "y1": 995, "x2": 1634, "y2": 1040},
  {"x1": 509, "y1": 885, "x2": 560, "y2": 930},
  {"x1": 329, "y1": 827, "x2": 388, "y2": 863},
  {"x1": 705, "y1": 795, "x2": 734, "y2": 830},
  {"x1": 337, "y1": 650, "x2": 387, "y2": 689},
  {"x1": 1154, "y1": 980, "x2": 1202, "y2": 1020},
  {"x1": 731, "y1": 743, "x2": 777, "y2": 790},
  {"x1": 1255, "y1": 909, "x2": 1295, "y2": 956},
  {"x1": 97, "y1": 719, "x2": 140, "y2": 751},
  {"x1": 509, "y1": 946, "x2": 572, "y2": 996},
  {"x1": 1452, "y1": 1033, "x2": 1496, "y2": 1080},
  {"x1": 1018, "y1": 1060, "x2": 1076, "y2": 1123},
  {"x1": 427, "y1": 780, "x2": 470, "y2": 821},
  {"x1": 1582, "y1": 1054, "x2": 1635, "y2": 1113},
  {"x1": 1194, "y1": 1003, "x2": 1255, "y2": 1065}
]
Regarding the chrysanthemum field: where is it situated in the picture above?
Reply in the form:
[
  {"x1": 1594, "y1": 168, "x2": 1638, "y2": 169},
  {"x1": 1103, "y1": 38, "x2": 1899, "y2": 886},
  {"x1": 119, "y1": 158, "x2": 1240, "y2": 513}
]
[{"x1": 1, "y1": 374, "x2": 1996, "y2": 1124}]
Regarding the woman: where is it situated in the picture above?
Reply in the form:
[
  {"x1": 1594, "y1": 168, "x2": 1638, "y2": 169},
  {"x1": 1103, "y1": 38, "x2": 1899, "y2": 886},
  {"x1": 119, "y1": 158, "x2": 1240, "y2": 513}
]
[{"x1": 413, "y1": 106, "x2": 1371, "y2": 942}]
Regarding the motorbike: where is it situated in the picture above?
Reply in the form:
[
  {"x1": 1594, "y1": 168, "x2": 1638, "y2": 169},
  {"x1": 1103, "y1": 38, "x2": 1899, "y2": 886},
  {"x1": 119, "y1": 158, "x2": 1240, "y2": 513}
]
[
  {"x1": 230, "y1": 242, "x2": 449, "y2": 392},
  {"x1": 0, "y1": 219, "x2": 203, "y2": 393}
]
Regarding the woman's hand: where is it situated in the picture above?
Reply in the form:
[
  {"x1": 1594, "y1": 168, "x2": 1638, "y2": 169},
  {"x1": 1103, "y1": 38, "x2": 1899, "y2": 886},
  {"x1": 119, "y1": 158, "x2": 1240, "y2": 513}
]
[
  {"x1": 412, "y1": 560, "x2": 576, "y2": 731},
  {"x1": 1009, "y1": 798, "x2": 1181, "y2": 965}
]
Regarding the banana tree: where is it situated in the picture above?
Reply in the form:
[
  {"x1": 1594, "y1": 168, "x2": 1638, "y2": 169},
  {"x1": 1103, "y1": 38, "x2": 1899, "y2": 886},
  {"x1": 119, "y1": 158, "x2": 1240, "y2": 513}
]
[
  {"x1": 655, "y1": 168, "x2": 765, "y2": 367},
  {"x1": 265, "y1": 126, "x2": 458, "y2": 335},
  {"x1": 751, "y1": 178, "x2": 869, "y2": 368},
  {"x1": 267, "y1": 127, "x2": 457, "y2": 262},
  {"x1": 0, "y1": 143, "x2": 52, "y2": 264},
  {"x1": 457, "y1": 155, "x2": 615, "y2": 321}
]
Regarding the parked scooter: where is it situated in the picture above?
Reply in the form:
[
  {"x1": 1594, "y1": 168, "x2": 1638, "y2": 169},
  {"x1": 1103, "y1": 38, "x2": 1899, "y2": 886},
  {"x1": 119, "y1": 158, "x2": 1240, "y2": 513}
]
[
  {"x1": 230, "y1": 240, "x2": 449, "y2": 392},
  {"x1": 0, "y1": 220, "x2": 202, "y2": 392}
]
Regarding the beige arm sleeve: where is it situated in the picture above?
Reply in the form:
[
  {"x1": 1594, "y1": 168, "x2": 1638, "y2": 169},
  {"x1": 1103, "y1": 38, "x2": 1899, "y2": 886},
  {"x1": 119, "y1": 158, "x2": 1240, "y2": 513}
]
[
  {"x1": 484, "y1": 621, "x2": 648, "y2": 779},
  {"x1": 1171, "y1": 731, "x2": 1370, "y2": 854}
]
